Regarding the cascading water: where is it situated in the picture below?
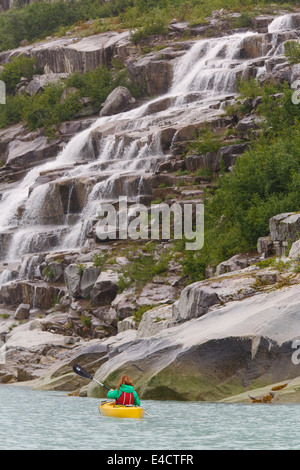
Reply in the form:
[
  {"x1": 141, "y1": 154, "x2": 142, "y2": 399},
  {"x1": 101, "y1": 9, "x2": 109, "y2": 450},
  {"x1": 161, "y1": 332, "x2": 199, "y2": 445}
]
[
  {"x1": 0, "y1": 13, "x2": 298, "y2": 280},
  {"x1": 268, "y1": 14, "x2": 295, "y2": 33}
]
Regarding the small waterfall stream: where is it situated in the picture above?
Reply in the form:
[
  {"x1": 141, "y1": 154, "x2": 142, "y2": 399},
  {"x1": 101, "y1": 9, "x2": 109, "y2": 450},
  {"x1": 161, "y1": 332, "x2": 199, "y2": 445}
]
[{"x1": 0, "y1": 14, "x2": 298, "y2": 277}]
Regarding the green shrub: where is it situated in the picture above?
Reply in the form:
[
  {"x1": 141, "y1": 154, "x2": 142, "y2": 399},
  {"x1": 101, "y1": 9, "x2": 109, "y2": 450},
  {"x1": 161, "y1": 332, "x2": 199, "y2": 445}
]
[
  {"x1": 237, "y1": 77, "x2": 262, "y2": 100},
  {"x1": 0, "y1": 94, "x2": 24, "y2": 128},
  {"x1": 285, "y1": 41, "x2": 300, "y2": 65},
  {"x1": 0, "y1": 313, "x2": 9, "y2": 319},
  {"x1": 130, "y1": 8, "x2": 169, "y2": 44},
  {"x1": 120, "y1": 251, "x2": 171, "y2": 288},
  {"x1": 181, "y1": 251, "x2": 206, "y2": 283},
  {"x1": 179, "y1": 81, "x2": 300, "y2": 277},
  {"x1": 80, "y1": 315, "x2": 92, "y2": 328},
  {"x1": 93, "y1": 252, "x2": 108, "y2": 267},
  {"x1": 0, "y1": 61, "x2": 146, "y2": 134},
  {"x1": 43, "y1": 264, "x2": 55, "y2": 281},
  {"x1": 76, "y1": 263, "x2": 86, "y2": 276},
  {"x1": 0, "y1": 55, "x2": 39, "y2": 93},
  {"x1": 133, "y1": 304, "x2": 154, "y2": 324},
  {"x1": 186, "y1": 123, "x2": 223, "y2": 155}
]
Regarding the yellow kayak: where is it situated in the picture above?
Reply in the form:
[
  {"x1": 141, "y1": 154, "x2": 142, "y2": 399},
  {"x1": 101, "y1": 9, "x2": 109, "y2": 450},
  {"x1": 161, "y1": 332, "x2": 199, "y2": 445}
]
[{"x1": 99, "y1": 402, "x2": 145, "y2": 419}]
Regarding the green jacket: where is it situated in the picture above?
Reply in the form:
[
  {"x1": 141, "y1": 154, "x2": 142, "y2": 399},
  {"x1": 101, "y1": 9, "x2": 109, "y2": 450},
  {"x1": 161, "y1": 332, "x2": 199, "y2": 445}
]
[{"x1": 107, "y1": 384, "x2": 140, "y2": 406}]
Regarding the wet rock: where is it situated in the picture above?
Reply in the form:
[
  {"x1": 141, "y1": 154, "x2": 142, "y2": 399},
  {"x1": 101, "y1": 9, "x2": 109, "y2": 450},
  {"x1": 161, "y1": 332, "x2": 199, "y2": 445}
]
[
  {"x1": 251, "y1": 15, "x2": 276, "y2": 31},
  {"x1": 127, "y1": 56, "x2": 174, "y2": 95},
  {"x1": 14, "y1": 303, "x2": 30, "y2": 320},
  {"x1": 0, "y1": 280, "x2": 66, "y2": 309},
  {"x1": 42, "y1": 261, "x2": 64, "y2": 283},
  {"x1": 185, "y1": 152, "x2": 219, "y2": 173},
  {"x1": 4, "y1": 136, "x2": 62, "y2": 166},
  {"x1": 238, "y1": 35, "x2": 267, "y2": 59},
  {"x1": 58, "y1": 117, "x2": 98, "y2": 136},
  {"x1": 100, "y1": 86, "x2": 136, "y2": 117}
]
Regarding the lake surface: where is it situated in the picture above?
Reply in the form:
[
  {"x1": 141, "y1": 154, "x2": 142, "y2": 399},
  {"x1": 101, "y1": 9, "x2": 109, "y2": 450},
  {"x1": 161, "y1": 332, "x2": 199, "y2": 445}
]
[{"x1": 0, "y1": 385, "x2": 299, "y2": 450}]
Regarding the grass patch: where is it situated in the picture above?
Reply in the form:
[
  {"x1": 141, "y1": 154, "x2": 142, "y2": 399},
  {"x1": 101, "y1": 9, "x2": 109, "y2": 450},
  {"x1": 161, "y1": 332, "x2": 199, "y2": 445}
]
[
  {"x1": 133, "y1": 304, "x2": 154, "y2": 324},
  {"x1": 93, "y1": 252, "x2": 108, "y2": 267},
  {"x1": 118, "y1": 250, "x2": 172, "y2": 291}
]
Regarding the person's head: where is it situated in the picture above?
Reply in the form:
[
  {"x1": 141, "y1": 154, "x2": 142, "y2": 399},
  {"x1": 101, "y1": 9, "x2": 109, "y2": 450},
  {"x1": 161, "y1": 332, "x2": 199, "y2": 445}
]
[{"x1": 117, "y1": 375, "x2": 134, "y2": 391}]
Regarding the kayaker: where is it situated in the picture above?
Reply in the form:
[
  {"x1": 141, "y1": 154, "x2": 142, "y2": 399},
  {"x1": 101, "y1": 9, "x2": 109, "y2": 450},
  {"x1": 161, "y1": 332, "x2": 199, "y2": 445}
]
[{"x1": 107, "y1": 375, "x2": 141, "y2": 406}]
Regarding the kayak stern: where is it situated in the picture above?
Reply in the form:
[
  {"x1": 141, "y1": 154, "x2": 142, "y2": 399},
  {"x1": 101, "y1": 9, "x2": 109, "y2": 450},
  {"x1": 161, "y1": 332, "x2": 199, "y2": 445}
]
[{"x1": 99, "y1": 402, "x2": 145, "y2": 419}]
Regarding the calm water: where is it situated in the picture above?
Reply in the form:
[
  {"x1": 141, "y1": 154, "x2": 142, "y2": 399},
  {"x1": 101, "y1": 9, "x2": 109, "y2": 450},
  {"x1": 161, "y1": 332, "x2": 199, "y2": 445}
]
[{"x1": 0, "y1": 385, "x2": 299, "y2": 450}]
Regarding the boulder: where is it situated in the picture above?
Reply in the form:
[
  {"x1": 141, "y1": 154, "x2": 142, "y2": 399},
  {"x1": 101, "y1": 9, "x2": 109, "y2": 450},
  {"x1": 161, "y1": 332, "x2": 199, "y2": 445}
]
[
  {"x1": 257, "y1": 235, "x2": 274, "y2": 256},
  {"x1": 269, "y1": 212, "x2": 300, "y2": 242},
  {"x1": 80, "y1": 265, "x2": 102, "y2": 298},
  {"x1": 100, "y1": 86, "x2": 136, "y2": 117},
  {"x1": 137, "y1": 304, "x2": 175, "y2": 338},
  {"x1": 42, "y1": 262, "x2": 64, "y2": 283},
  {"x1": 14, "y1": 303, "x2": 30, "y2": 320},
  {"x1": 26, "y1": 73, "x2": 68, "y2": 96},
  {"x1": 64, "y1": 263, "x2": 101, "y2": 299},
  {"x1": 172, "y1": 284, "x2": 220, "y2": 323},
  {"x1": 255, "y1": 271, "x2": 280, "y2": 285},
  {"x1": 90, "y1": 270, "x2": 120, "y2": 306},
  {"x1": 64, "y1": 264, "x2": 82, "y2": 298},
  {"x1": 217, "y1": 142, "x2": 250, "y2": 170},
  {"x1": 172, "y1": 270, "x2": 258, "y2": 323},
  {"x1": 117, "y1": 316, "x2": 137, "y2": 333},
  {"x1": 236, "y1": 115, "x2": 260, "y2": 133},
  {"x1": 215, "y1": 253, "x2": 259, "y2": 276},
  {"x1": 289, "y1": 239, "x2": 300, "y2": 260},
  {"x1": 5, "y1": 322, "x2": 69, "y2": 350},
  {"x1": 111, "y1": 291, "x2": 136, "y2": 320}
]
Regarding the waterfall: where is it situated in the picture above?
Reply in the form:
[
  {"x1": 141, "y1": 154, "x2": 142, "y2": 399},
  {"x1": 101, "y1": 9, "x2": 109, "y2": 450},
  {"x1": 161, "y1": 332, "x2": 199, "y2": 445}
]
[
  {"x1": 268, "y1": 14, "x2": 295, "y2": 33},
  {"x1": 0, "y1": 13, "x2": 297, "y2": 274},
  {"x1": 171, "y1": 32, "x2": 257, "y2": 98}
]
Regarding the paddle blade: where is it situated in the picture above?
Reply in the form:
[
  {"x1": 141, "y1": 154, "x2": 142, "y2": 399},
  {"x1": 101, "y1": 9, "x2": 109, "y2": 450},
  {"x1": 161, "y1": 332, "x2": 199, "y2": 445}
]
[{"x1": 73, "y1": 363, "x2": 93, "y2": 381}]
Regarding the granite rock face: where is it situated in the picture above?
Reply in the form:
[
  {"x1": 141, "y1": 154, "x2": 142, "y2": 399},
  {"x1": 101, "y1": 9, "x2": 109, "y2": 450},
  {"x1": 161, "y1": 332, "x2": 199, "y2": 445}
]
[
  {"x1": 1, "y1": 31, "x2": 131, "y2": 73},
  {"x1": 100, "y1": 86, "x2": 136, "y2": 117}
]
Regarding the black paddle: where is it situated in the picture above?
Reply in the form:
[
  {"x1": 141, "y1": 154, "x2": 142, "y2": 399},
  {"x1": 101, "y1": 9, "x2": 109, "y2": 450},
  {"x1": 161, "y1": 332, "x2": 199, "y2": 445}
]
[{"x1": 73, "y1": 363, "x2": 110, "y2": 391}]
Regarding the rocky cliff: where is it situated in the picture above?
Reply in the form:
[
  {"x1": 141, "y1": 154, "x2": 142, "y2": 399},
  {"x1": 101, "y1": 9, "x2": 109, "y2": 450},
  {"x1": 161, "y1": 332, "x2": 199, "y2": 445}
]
[{"x1": 1, "y1": 9, "x2": 300, "y2": 402}]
